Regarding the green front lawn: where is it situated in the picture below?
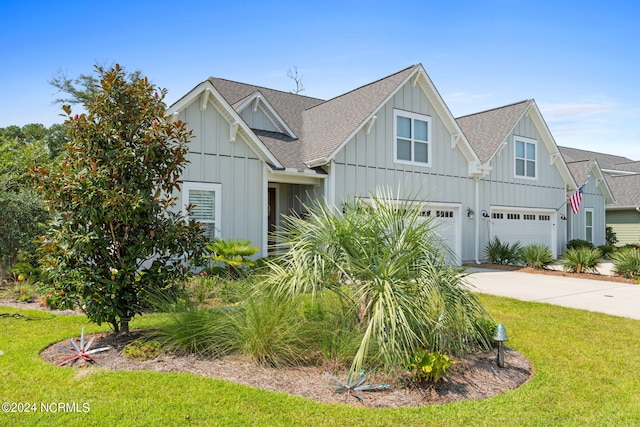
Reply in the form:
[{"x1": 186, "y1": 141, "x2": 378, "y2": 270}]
[{"x1": 1, "y1": 294, "x2": 639, "y2": 426}]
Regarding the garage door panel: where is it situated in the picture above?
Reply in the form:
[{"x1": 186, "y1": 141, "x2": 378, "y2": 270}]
[
  {"x1": 420, "y1": 207, "x2": 460, "y2": 265},
  {"x1": 491, "y1": 209, "x2": 554, "y2": 252}
]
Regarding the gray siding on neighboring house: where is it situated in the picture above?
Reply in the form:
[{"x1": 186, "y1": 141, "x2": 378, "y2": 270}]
[
  {"x1": 178, "y1": 99, "x2": 266, "y2": 254},
  {"x1": 568, "y1": 176, "x2": 607, "y2": 246},
  {"x1": 607, "y1": 210, "x2": 640, "y2": 245}
]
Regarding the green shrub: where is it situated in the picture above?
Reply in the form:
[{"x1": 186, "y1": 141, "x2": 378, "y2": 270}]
[
  {"x1": 611, "y1": 247, "x2": 640, "y2": 279},
  {"x1": 520, "y1": 244, "x2": 554, "y2": 269},
  {"x1": 562, "y1": 247, "x2": 602, "y2": 274},
  {"x1": 597, "y1": 245, "x2": 616, "y2": 258},
  {"x1": 405, "y1": 350, "x2": 455, "y2": 384},
  {"x1": 566, "y1": 239, "x2": 594, "y2": 250},
  {"x1": 121, "y1": 340, "x2": 164, "y2": 361},
  {"x1": 605, "y1": 226, "x2": 618, "y2": 245},
  {"x1": 484, "y1": 237, "x2": 523, "y2": 265}
]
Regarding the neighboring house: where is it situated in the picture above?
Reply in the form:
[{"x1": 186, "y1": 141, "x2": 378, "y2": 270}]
[
  {"x1": 560, "y1": 146, "x2": 640, "y2": 245},
  {"x1": 564, "y1": 159, "x2": 614, "y2": 245},
  {"x1": 168, "y1": 64, "x2": 602, "y2": 264}
]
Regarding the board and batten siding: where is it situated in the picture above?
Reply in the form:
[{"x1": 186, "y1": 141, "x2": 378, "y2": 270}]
[
  {"x1": 607, "y1": 210, "x2": 640, "y2": 245},
  {"x1": 480, "y1": 113, "x2": 568, "y2": 255},
  {"x1": 331, "y1": 80, "x2": 477, "y2": 261},
  {"x1": 240, "y1": 106, "x2": 278, "y2": 133},
  {"x1": 177, "y1": 98, "x2": 266, "y2": 254},
  {"x1": 568, "y1": 174, "x2": 607, "y2": 246}
]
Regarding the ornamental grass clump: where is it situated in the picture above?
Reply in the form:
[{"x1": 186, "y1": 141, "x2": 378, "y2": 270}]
[
  {"x1": 561, "y1": 247, "x2": 602, "y2": 274},
  {"x1": 484, "y1": 237, "x2": 523, "y2": 266},
  {"x1": 611, "y1": 247, "x2": 640, "y2": 280},
  {"x1": 520, "y1": 244, "x2": 554, "y2": 270}
]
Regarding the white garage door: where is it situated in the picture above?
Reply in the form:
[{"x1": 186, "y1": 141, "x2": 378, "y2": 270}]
[
  {"x1": 490, "y1": 208, "x2": 556, "y2": 256},
  {"x1": 420, "y1": 205, "x2": 461, "y2": 265}
]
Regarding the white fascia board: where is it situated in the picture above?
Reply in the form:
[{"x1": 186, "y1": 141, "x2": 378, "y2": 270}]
[
  {"x1": 235, "y1": 91, "x2": 298, "y2": 139},
  {"x1": 167, "y1": 81, "x2": 283, "y2": 169},
  {"x1": 268, "y1": 169, "x2": 326, "y2": 185}
]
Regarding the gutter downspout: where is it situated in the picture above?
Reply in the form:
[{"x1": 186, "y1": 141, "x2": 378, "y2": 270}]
[{"x1": 475, "y1": 177, "x2": 481, "y2": 264}]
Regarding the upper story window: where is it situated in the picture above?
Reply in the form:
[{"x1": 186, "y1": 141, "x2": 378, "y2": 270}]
[
  {"x1": 514, "y1": 137, "x2": 537, "y2": 179},
  {"x1": 394, "y1": 110, "x2": 431, "y2": 166}
]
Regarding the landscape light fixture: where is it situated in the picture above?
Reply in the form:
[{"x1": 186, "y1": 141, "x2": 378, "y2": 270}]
[{"x1": 493, "y1": 323, "x2": 509, "y2": 368}]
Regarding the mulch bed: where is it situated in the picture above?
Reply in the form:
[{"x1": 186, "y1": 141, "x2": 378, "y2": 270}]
[{"x1": 39, "y1": 331, "x2": 532, "y2": 408}]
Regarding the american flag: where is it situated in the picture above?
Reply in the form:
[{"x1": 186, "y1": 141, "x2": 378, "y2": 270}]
[{"x1": 569, "y1": 186, "x2": 584, "y2": 215}]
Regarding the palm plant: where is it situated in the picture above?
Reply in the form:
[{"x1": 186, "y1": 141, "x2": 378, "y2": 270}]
[
  {"x1": 562, "y1": 247, "x2": 602, "y2": 274},
  {"x1": 611, "y1": 247, "x2": 640, "y2": 279},
  {"x1": 263, "y1": 189, "x2": 494, "y2": 373},
  {"x1": 206, "y1": 238, "x2": 259, "y2": 278},
  {"x1": 521, "y1": 244, "x2": 554, "y2": 269}
]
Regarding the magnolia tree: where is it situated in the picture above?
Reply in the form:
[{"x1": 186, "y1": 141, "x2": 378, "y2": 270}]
[{"x1": 34, "y1": 65, "x2": 206, "y2": 333}]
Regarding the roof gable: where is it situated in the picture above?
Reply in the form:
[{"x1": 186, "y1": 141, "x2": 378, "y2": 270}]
[
  {"x1": 458, "y1": 99, "x2": 576, "y2": 189},
  {"x1": 168, "y1": 80, "x2": 283, "y2": 168},
  {"x1": 456, "y1": 100, "x2": 531, "y2": 164},
  {"x1": 567, "y1": 159, "x2": 615, "y2": 204},
  {"x1": 302, "y1": 64, "x2": 481, "y2": 172},
  {"x1": 235, "y1": 90, "x2": 297, "y2": 138}
]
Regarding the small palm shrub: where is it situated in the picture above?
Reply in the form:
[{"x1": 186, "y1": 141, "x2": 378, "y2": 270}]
[
  {"x1": 562, "y1": 247, "x2": 602, "y2": 274},
  {"x1": 611, "y1": 247, "x2": 640, "y2": 280},
  {"x1": 484, "y1": 237, "x2": 523, "y2": 265},
  {"x1": 566, "y1": 239, "x2": 594, "y2": 250},
  {"x1": 206, "y1": 238, "x2": 259, "y2": 278},
  {"x1": 520, "y1": 244, "x2": 554, "y2": 269}
]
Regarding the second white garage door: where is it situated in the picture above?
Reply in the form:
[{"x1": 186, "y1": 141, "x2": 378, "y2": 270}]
[
  {"x1": 420, "y1": 204, "x2": 461, "y2": 265},
  {"x1": 490, "y1": 207, "x2": 557, "y2": 257}
]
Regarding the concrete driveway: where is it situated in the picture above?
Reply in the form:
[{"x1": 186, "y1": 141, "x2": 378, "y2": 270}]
[{"x1": 465, "y1": 267, "x2": 640, "y2": 320}]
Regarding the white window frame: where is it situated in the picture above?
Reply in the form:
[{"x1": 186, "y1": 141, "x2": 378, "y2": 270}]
[
  {"x1": 182, "y1": 181, "x2": 222, "y2": 241},
  {"x1": 514, "y1": 136, "x2": 537, "y2": 180},
  {"x1": 393, "y1": 109, "x2": 432, "y2": 167},
  {"x1": 585, "y1": 208, "x2": 594, "y2": 243}
]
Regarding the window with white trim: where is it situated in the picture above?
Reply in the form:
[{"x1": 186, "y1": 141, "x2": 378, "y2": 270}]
[
  {"x1": 514, "y1": 137, "x2": 537, "y2": 179},
  {"x1": 585, "y1": 209, "x2": 593, "y2": 243},
  {"x1": 394, "y1": 110, "x2": 431, "y2": 166},
  {"x1": 183, "y1": 182, "x2": 221, "y2": 241}
]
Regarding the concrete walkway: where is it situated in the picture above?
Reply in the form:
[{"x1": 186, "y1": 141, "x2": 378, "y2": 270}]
[{"x1": 465, "y1": 267, "x2": 640, "y2": 320}]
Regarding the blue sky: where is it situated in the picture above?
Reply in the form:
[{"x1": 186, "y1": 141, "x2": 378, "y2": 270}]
[{"x1": 1, "y1": 0, "x2": 639, "y2": 159}]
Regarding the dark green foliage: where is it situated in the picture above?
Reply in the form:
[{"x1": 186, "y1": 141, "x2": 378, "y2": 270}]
[
  {"x1": 611, "y1": 247, "x2": 640, "y2": 279},
  {"x1": 597, "y1": 245, "x2": 616, "y2": 258},
  {"x1": 484, "y1": 237, "x2": 523, "y2": 265},
  {"x1": 566, "y1": 239, "x2": 595, "y2": 250},
  {"x1": 605, "y1": 226, "x2": 618, "y2": 246},
  {"x1": 33, "y1": 65, "x2": 207, "y2": 333},
  {"x1": 520, "y1": 244, "x2": 554, "y2": 269},
  {"x1": 561, "y1": 247, "x2": 602, "y2": 274}
]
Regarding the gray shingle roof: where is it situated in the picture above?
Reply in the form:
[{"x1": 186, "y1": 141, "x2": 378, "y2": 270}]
[
  {"x1": 566, "y1": 159, "x2": 596, "y2": 186},
  {"x1": 455, "y1": 100, "x2": 532, "y2": 163},
  {"x1": 559, "y1": 146, "x2": 635, "y2": 171},
  {"x1": 605, "y1": 174, "x2": 640, "y2": 207},
  {"x1": 301, "y1": 65, "x2": 418, "y2": 163},
  {"x1": 206, "y1": 66, "x2": 419, "y2": 170}
]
